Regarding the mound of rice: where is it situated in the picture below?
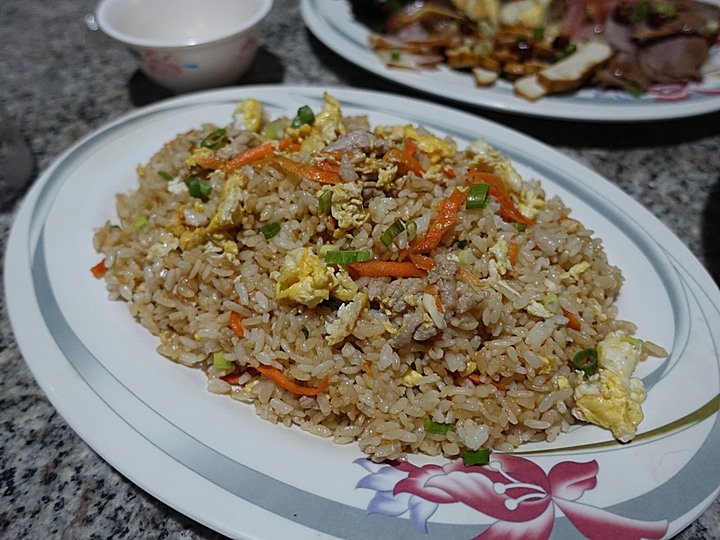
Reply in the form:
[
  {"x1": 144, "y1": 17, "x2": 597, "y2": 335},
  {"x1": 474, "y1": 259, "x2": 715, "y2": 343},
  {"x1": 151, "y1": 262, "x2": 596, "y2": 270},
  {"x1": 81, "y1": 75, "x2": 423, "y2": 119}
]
[{"x1": 93, "y1": 93, "x2": 656, "y2": 462}]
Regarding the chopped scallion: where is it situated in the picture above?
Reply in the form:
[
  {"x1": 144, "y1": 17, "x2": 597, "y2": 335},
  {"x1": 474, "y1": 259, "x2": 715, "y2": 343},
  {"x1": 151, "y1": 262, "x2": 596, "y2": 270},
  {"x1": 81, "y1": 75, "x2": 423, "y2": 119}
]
[
  {"x1": 390, "y1": 49, "x2": 401, "y2": 61},
  {"x1": 263, "y1": 118, "x2": 289, "y2": 140},
  {"x1": 158, "y1": 171, "x2": 173, "y2": 181},
  {"x1": 200, "y1": 128, "x2": 227, "y2": 149},
  {"x1": 457, "y1": 239, "x2": 469, "y2": 249},
  {"x1": 466, "y1": 183, "x2": 490, "y2": 209},
  {"x1": 260, "y1": 222, "x2": 281, "y2": 239},
  {"x1": 406, "y1": 220, "x2": 417, "y2": 242},
  {"x1": 572, "y1": 347, "x2": 598, "y2": 377},
  {"x1": 510, "y1": 222, "x2": 527, "y2": 232},
  {"x1": 291, "y1": 105, "x2": 315, "y2": 128},
  {"x1": 423, "y1": 418, "x2": 454, "y2": 435},
  {"x1": 213, "y1": 351, "x2": 233, "y2": 370},
  {"x1": 542, "y1": 292, "x2": 560, "y2": 314},
  {"x1": 318, "y1": 190, "x2": 332, "y2": 217},
  {"x1": 132, "y1": 215, "x2": 150, "y2": 234},
  {"x1": 186, "y1": 178, "x2": 212, "y2": 199},
  {"x1": 380, "y1": 219, "x2": 406, "y2": 246},
  {"x1": 324, "y1": 250, "x2": 371, "y2": 264},
  {"x1": 319, "y1": 243, "x2": 338, "y2": 257},
  {"x1": 301, "y1": 325, "x2": 309, "y2": 339},
  {"x1": 462, "y1": 448, "x2": 491, "y2": 466}
]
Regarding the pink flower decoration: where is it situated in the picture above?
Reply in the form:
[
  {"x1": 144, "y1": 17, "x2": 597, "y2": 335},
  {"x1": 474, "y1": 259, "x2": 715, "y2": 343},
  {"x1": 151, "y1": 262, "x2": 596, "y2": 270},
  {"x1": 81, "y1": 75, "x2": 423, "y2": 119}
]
[{"x1": 355, "y1": 454, "x2": 668, "y2": 539}]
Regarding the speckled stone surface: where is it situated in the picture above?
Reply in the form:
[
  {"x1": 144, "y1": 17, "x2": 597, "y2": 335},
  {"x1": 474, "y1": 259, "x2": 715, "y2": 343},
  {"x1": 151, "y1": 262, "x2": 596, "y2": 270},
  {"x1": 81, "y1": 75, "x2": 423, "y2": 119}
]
[{"x1": 1, "y1": 0, "x2": 719, "y2": 538}]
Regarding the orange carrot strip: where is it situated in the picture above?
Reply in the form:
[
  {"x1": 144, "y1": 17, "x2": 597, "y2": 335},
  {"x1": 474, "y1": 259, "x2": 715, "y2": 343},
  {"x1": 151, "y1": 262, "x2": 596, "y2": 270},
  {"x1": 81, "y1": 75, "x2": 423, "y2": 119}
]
[
  {"x1": 256, "y1": 365, "x2": 328, "y2": 396},
  {"x1": 222, "y1": 140, "x2": 290, "y2": 173},
  {"x1": 408, "y1": 254, "x2": 435, "y2": 272},
  {"x1": 383, "y1": 147, "x2": 425, "y2": 177},
  {"x1": 195, "y1": 154, "x2": 227, "y2": 170},
  {"x1": 404, "y1": 137, "x2": 418, "y2": 156},
  {"x1": 467, "y1": 170, "x2": 534, "y2": 226},
  {"x1": 346, "y1": 261, "x2": 427, "y2": 280},
  {"x1": 229, "y1": 311, "x2": 244, "y2": 338},
  {"x1": 314, "y1": 159, "x2": 341, "y2": 173},
  {"x1": 425, "y1": 284, "x2": 444, "y2": 313},
  {"x1": 507, "y1": 242, "x2": 520, "y2": 266},
  {"x1": 271, "y1": 155, "x2": 342, "y2": 184},
  {"x1": 563, "y1": 309, "x2": 582, "y2": 331},
  {"x1": 467, "y1": 373, "x2": 508, "y2": 391},
  {"x1": 456, "y1": 268, "x2": 484, "y2": 289},
  {"x1": 408, "y1": 188, "x2": 467, "y2": 255},
  {"x1": 220, "y1": 372, "x2": 242, "y2": 385},
  {"x1": 91, "y1": 259, "x2": 107, "y2": 278}
]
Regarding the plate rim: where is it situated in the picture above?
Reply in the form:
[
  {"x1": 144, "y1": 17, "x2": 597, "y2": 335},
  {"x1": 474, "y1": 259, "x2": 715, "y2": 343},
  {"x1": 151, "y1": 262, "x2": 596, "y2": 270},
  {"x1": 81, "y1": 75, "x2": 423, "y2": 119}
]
[{"x1": 6, "y1": 85, "x2": 720, "y2": 539}]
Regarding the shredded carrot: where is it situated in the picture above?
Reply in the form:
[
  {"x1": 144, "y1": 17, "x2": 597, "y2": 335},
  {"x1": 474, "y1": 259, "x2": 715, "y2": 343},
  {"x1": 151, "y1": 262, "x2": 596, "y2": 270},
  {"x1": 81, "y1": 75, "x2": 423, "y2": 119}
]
[
  {"x1": 346, "y1": 261, "x2": 427, "y2": 280},
  {"x1": 220, "y1": 372, "x2": 242, "y2": 385},
  {"x1": 363, "y1": 362, "x2": 374, "y2": 378},
  {"x1": 383, "y1": 147, "x2": 425, "y2": 177},
  {"x1": 444, "y1": 167, "x2": 456, "y2": 178},
  {"x1": 314, "y1": 159, "x2": 341, "y2": 173},
  {"x1": 404, "y1": 137, "x2": 418, "y2": 156},
  {"x1": 468, "y1": 373, "x2": 508, "y2": 391},
  {"x1": 229, "y1": 311, "x2": 244, "y2": 338},
  {"x1": 563, "y1": 309, "x2": 582, "y2": 331},
  {"x1": 222, "y1": 140, "x2": 290, "y2": 173},
  {"x1": 407, "y1": 188, "x2": 467, "y2": 255},
  {"x1": 408, "y1": 254, "x2": 435, "y2": 272},
  {"x1": 467, "y1": 170, "x2": 534, "y2": 226},
  {"x1": 271, "y1": 155, "x2": 342, "y2": 184},
  {"x1": 256, "y1": 365, "x2": 328, "y2": 396},
  {"x1": 456, "y1": 268, "x2": 484, "y2": 289},
  {"x1": 425, "y1": 284, "x2": 444, "y2": 313},
  {"x1": 507, "y1": 242, "x2": 520, "y2": 266},
  {"x1": 195, "y1": 153, "x2": 227, "y2": 170},
  {"x1": 90, "y1": 259, "x2": 107, "y2": 278}
]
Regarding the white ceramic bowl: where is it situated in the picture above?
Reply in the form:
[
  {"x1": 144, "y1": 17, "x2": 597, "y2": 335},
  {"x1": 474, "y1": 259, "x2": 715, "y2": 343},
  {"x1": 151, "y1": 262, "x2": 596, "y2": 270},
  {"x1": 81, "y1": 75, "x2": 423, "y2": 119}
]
[{"x1": 96, "y1": 0, "x2": 273, "y2": 93}]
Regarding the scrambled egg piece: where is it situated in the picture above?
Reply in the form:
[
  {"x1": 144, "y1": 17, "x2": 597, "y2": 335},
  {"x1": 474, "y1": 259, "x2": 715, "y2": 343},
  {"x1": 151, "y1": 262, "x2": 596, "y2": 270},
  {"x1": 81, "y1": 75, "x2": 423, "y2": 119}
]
[
  {"x1": 499, "y1": 0, "x2": 549, "y2": 27},
  {"x1": 186, "y1": 147, "x2": 215, "y2": 168},
  {"x1": 325, "y1": 181, "x2": 368, "y2": 237},
  {"x1": 207, "y1": 171, "x2": 247, "y2": 233},
  {"x1": 147, "y1": 231, "x2": 179, "y2": 259},
  {"x1": 274, "y1": 248, "x2": 357, "y2": 308},
  {"x1": 466, "y1": 139, "x2": 523, "y2": 193},
  {"x1": 325, "y1": 293, "x2": 368, "y2": 345},
  {"x1": 234, "y1": 98, "x2": 264, "y2": 133},
  {"x1": 374, "y1": 125, "x2": 455, "y2": 165},
  {"x1": 402, "y1": 369, "x2": 424, "y2": 387},
  {"x1": 298, "y1": 93, "x2": 346, "y2": 154},
  {"x1": 488, "y1": 239, "x2": 510, "y2": 279},
  {"x1": 560, "y1": 261, "x2": 591, "y2": 281},
  {"x1": 571, "y1": 331, "x2": 647, "y2": 443}
]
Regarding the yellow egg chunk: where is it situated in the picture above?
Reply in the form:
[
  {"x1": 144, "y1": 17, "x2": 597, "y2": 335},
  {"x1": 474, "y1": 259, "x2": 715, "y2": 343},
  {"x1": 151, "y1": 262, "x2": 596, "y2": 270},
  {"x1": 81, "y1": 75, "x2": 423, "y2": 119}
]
[
  {"x1": 274, "y1": 247, "x2": 338, "y2": 308},
  {"x1": 571, "y1": 331, "x2": 647, "y2": 442}
]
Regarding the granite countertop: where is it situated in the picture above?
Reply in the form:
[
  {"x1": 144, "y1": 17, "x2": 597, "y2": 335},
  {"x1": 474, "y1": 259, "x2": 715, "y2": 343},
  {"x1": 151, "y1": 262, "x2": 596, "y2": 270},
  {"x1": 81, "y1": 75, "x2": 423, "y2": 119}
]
[{"x1": 1, "y1": 0, "x2": 719, "y2": 538}]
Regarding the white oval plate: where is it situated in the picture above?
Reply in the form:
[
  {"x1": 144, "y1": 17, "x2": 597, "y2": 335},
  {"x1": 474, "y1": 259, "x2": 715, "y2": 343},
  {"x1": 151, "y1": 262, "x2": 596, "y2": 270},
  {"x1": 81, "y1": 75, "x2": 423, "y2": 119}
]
[
  {"x1": 301, "y1": 0, "x2": 720, "y2": 121},
  {"x1": 6, "y1": 86, "x2": 720, "y2": 539}
]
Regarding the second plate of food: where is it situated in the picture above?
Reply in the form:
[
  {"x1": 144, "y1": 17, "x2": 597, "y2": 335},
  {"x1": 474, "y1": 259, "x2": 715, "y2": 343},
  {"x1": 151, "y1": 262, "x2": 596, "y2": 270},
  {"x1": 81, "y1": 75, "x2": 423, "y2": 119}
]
[{"x1": 301, "y1": 0, "x2": 720, "y2": 121}]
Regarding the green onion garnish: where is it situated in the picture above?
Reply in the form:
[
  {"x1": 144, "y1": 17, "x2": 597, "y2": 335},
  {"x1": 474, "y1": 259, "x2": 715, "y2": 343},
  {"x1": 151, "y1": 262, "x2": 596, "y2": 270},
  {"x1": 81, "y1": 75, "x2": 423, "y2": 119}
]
[
  {"x1": 457, "y1": 239, "x2": 469, "y2": 249},
  {"x1": 200, "y1": 128, "x2": 227, "y2": 149},
  {"x1": 406, "y1": 220, "x2": 418, "y2": 242},
  {"x1": 186, "y1": 178, "x2": 212, "y2": 199},
  {"x1": 291, "y1": 105, "x2": 315, "y2": 128},
  {"x1": 301, "y1": 325, "x2": 309, "y2": 339},
  {"x1": 318, "y1": 190, "x2": 332, "y2": 217},
  {"x1": 263, "y1": 118, "x2": 288, "y2": 140},
  {"x1": 532, "y1": 26, "x2": 545, "y2": 41},
  {"x1": 624, "y1": 79, "x2": 646, "y2": 98},
  {"x1": 572, "y1": 348, "x2": 598, "y2": 377},
  {"x1": 542, "y1": 292, "x2": 560, "y2": 314},
  {"x1": 390, "y1": 49, "x2": 401, "y2": 61},
  {"x1": 213, "y1": 351, "x2": 233, "y2": 370},
  {"x1": 380, "y1": 219, "x2": 406, "y2": 247},
  {"x1": 158, "y1": 171, "x2": 173, "y2": 181},
  {"x1": 466, "y1": 183, "x2": 490, "y2": 209},
  {"x1": 424, "y1": 418, "x2": 454, "y2": 435},
  {"x1": 462, "y1": 448, "x2": 491, "y2": 466},
  {"x1": 260, "y1": 222, "x2": 281, "y2": 239},
  {"x1": 510, "y1": 222, "x2": 527, "y2": 232},
  {"x1": 320, "y1": 298, "x2": 343, "y2": 310},
  {"x1": 132, "y1": 215, "x2": 150, "y2": 234},
  {"x1": 324, "y1": 250, "x2": 371, "y2": 264}
]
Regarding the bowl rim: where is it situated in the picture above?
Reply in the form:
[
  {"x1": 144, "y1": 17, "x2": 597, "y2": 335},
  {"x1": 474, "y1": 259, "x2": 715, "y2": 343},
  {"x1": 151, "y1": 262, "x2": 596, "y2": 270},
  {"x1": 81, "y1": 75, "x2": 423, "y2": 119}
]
[{"x1": 95, "y1": 0, "x2": 273, "y2": 49}]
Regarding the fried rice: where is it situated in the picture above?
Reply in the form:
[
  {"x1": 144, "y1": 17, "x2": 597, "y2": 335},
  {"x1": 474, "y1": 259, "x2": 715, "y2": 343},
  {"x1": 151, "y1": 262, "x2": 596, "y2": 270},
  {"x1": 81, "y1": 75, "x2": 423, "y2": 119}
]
[{"x1": 93, "y1": 93, "x2": 661, "y2": 462}]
